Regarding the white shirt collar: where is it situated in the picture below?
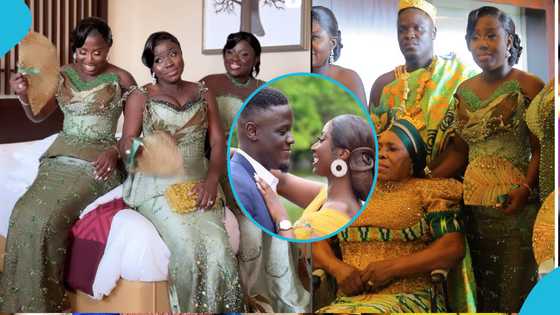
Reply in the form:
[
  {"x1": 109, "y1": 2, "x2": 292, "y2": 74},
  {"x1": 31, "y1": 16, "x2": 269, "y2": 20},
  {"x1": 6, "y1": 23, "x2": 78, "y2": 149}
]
[{"x1": 237, "y1": 148, "x2": 279, "y2": 192}]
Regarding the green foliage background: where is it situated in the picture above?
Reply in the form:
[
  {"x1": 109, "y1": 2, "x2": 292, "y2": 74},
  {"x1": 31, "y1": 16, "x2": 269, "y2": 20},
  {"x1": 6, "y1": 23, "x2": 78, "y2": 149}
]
[
  {"x1": 268, "y1": 75, "x2": 367, "y2": 171},
  {"x1": 229, "y1": 75, "x2": 371, "y2": 218}
]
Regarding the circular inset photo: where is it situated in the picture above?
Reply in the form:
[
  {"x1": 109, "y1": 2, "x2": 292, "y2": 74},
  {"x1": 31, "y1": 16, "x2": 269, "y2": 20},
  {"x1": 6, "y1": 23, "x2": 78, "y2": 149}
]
[{"x1": 227, "y1": 72, "x2": 378, "y2": 242}]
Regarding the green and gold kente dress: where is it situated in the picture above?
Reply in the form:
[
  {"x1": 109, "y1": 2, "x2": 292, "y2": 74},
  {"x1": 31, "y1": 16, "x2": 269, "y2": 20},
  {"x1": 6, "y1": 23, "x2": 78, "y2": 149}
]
[
  {"x1": 122, "y1": 84, "x2": 243, "y2": 312},
  {"x1": 456, "y1": 80, "x2": 539, "y2": 312},
  {"x1": 526, "y1": 81, "x2": 555, "y2": 268},
  {"x1": 216, "y1": 94, "x2": 244, "y2": 214},
  {"x1": 318, "y1": 178, "x2": 472, "y2": 313},
  {"x1": 0, "y1": 67, "x2": 124, "y2": 312},
  {"x1": 525, "y1": 80, "x2": 554, "y2": 203}
]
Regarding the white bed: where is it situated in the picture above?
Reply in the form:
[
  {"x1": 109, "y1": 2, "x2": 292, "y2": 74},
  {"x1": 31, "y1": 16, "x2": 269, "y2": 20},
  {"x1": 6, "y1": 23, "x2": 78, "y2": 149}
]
[
  {"x1": 0, "y1": 134, "x2": 239, "y2": 311},
  {"x1": 0, "y1": 134, "x2": 170, "y2": 299}
]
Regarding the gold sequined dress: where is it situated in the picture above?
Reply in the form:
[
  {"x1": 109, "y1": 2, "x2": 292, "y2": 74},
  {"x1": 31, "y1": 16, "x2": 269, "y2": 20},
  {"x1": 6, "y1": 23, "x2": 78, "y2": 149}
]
[
  {"x1": 456, "y1": 80, "x2": 539, "y2": 312},
  {"x1": 525, "y1": 80, "x2": 554, "y2": 202},
  {"x1": 318, "y1": 178, "x2": 464, "y2": 313},
  {"x1": 0, "y1": 67, "x2": 124, "y2": 312}
]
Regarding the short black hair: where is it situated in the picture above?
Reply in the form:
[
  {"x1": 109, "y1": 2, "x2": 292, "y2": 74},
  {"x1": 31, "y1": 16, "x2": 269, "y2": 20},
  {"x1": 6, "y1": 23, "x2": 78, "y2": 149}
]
[
  {"x1": 223, "y1": 32, "x2": 262, "y2": 76},
  {"x1": 141, "y1": 31, "x2": 181, "y2": 70},
  {"x1": 70, "y1": 17, "x2": 112, "y2": 53},
  {"x1": 465, "y1": 6, "x2": 522, "y2": 66},
  {"x1": 239, "y1": 87, "x2": 289, "y2": 122},
  {"x1": 311, "y1": 6, "x2": 343, "y2": 62}
]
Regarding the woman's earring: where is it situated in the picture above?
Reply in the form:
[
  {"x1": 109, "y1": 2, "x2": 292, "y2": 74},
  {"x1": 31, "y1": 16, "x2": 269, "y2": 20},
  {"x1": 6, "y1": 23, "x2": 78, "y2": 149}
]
[
  {"x1": 505, "y1": 50, "x2": 511, "y2": 59},
  {"x1": 151, "y1": 72, "x2": 157, "y2": 85},
  {"x1": 72, "y1": 52, "x2": 77, "y2": 63},
  {"x1": 330, "y1": 159, "x2": 348, "y2": 177},
  {"x1": 328, "y1": 49, "x2": 335, "y2": 64}
]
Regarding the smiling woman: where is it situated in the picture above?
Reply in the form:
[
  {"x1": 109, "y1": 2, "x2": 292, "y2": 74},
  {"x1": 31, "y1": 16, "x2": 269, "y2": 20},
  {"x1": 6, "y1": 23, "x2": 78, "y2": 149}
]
[{"x1": 0, "y1": 17, "x2": 136, "y2": 312}]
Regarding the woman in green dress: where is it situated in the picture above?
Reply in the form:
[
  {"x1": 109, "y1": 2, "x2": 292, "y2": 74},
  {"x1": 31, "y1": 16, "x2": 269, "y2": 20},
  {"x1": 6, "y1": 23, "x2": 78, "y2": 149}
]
[
  {"x1": 455, "y1": 6, "x2": 544, "y2": 311},
  {"x1": 120, "y1": 31, "x2": 242, "y2": 312},
  {"x1": 202, "y1": 32, "x2": 311, "y2": 313},
  {"x1": 0, "y1": 17, "x2": 135, "y2": 312},
  {"x1": 202, "y1": 31, "x2": 265, "y2": 214}
]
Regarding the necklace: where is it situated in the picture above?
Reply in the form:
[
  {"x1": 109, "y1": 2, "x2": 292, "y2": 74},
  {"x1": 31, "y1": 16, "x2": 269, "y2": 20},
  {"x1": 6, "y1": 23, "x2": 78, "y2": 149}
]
[
  {"x1": 226, "y1": 72, "x2": 253, "y2": 88},
  {"x1": 393, "y1": 56, "x2": 437, "y2": 130}
]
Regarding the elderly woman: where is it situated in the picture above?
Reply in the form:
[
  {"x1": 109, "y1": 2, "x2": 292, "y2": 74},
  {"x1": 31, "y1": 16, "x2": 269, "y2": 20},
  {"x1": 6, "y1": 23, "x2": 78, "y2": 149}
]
[
  {"x1": 120, "y1": 31, "x2": 242, "y2": 312},
  {"x1": 255, "y1": 114, "x2": 375, "y2": 240},
  {"x1": 311, "y1": 6, "x2": 367, "y2": 106},
  {"x1": 0, "y1": 17, "x2": 135, "y2": 312},
  {"x1": 313, "y1": 119, "x2": 468, "y2": 313}
]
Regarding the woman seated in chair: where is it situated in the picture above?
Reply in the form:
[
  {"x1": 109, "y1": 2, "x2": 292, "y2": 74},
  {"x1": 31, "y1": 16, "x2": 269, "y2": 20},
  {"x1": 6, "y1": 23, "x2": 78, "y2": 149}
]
[{"x1": 313, "y1": 119, "x2": 467, "y2": 313}]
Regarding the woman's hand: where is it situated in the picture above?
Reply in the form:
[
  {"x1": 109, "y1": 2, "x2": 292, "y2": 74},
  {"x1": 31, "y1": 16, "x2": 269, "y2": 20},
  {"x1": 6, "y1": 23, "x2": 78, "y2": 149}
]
[
  {"x1": 332, "y1": 262, "x2": 365, "y2": 296},
  {"x1": 254, "y1": 174, "x2": 288, "y2": 223},
  {"x1": 92, "y1": 148, "x2": 119, "y2": 181},
  {"x1": 360, "y1": 260, "x2": 396, "y2": 292},
  {"x1": 10, "y1": 73, "x2": 29, "y2": 103},
  {"x1": 193, "y1": 177, "x2": 218, "y2": 209},
  {"x1": 270, "y1": 169, "x2": 287, "y2": 186},
  {"x1": 500, "y1": 186, "x2": 530, "y2": 215}
]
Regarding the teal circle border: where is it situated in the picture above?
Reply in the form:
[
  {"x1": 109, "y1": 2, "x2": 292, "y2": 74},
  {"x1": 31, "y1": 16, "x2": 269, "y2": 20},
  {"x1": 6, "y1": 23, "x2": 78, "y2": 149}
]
[{"x1": 226, "y1": 72, "x2": 379, "y2": 243}]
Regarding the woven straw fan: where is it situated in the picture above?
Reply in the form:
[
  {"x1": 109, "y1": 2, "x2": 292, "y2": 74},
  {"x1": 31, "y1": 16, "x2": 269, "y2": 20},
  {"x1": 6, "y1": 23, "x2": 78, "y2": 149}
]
[
  {"x1": 18, "y1": 31, "x2": 60, "y2": 115},
  {"x1": 463, "y1": 157, "x2": 525, "y2": 207},
  {"x1": 135, "y1": 131, "x2": 185, "y2": 177}
]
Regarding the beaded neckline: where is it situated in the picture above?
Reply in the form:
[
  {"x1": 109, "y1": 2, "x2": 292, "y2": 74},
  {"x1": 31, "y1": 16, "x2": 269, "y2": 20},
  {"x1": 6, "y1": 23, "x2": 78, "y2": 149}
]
[
  {"x1": 460, "y1": 80, "x2": 521, "y2": 111},
  {"x1": 63, "y1": 66, "x2": 118, "y2": 92},
  {"x1": 226, "y1": 72, "x2": 254, "y2": 88},
  {"x1": 148, "y1": 82, "x2": 206, "y2": 112}
]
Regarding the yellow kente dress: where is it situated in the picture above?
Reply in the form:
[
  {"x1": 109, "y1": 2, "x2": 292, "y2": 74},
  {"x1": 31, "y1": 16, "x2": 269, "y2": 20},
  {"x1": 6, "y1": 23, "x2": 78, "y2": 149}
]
[
  {"x1": 0, "y1": 67, "x2": 125, "y2": 312},
  {"x1": 525, "y1": 81, "x2": 555, "y2": 268},
  {"x1": 456, "y1": 80, "x2": 538, "y2": 312},
  {"x1": 292, "y1": 187, "x2": 351, "y2": 239},
  {"x1": 318, "y1": 178, "x2": 465, "y2": 313}
]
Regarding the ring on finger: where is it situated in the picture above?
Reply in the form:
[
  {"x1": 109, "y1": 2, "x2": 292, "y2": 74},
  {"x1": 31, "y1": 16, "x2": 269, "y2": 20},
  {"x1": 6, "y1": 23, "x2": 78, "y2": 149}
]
[
  {"x1": 367, "y1": 280, "x2": 374, "y2": 287},
  {"x1": 18, "y1": 84, "x2": 24, "y2": 89},
  {"x1": 107, "y1": 167, "x2": 112, "y2": 172}
]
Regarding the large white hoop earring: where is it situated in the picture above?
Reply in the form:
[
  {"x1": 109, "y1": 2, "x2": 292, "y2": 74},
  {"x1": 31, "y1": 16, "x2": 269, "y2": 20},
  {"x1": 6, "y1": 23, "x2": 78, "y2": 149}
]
[
  {"x1": 151, "y1": 72, "x2": 157, "y2": 85},
  {"x1": 330, "y1": 159, "x2": 348, "y2": 177},
  {"x1": 328, "y1": 49, "x2": 335, "y2": 64}
]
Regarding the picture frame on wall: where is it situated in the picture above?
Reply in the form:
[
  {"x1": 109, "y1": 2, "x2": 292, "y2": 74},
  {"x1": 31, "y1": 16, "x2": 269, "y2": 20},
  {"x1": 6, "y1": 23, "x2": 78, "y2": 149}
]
[
  {"x1": 202, "y1": 0, "x2": 310, "y2": 54},
  {"x1": 202, "y1": 0, "x2": 243, "y2": 54}
]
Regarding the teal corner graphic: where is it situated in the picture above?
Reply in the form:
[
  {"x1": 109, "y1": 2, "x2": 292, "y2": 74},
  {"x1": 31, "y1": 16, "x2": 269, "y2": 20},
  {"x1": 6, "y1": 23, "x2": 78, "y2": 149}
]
[
  {"x1": 520, "y1": 267, "x2": 560, "y2": 314},
  {"x1": 0, "y1": 0, "x2": 31, "y2": 58}
]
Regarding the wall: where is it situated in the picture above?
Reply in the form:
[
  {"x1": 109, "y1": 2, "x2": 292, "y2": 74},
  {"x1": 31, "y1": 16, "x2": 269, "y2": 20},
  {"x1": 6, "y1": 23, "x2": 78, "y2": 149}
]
[{"x1": 107, "y1": 0, "x2": 310, "y2": 85}]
